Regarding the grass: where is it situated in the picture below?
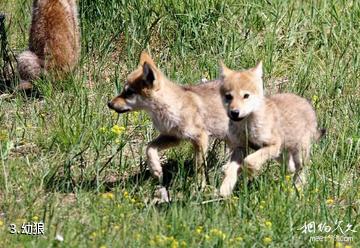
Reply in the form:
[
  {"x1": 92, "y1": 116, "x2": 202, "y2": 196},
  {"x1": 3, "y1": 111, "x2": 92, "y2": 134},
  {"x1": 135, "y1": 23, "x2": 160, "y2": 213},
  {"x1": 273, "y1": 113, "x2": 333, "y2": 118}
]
[{"x1": 0, "y1": 0, "x2": 359, "y2": 247}]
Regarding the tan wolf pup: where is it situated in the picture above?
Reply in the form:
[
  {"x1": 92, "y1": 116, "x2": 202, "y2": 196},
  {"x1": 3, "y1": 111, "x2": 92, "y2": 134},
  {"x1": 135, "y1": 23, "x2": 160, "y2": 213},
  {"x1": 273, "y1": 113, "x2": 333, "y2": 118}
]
[
  {"x1": 17, "y1": 0, "x2": 80, "y2": 90},
  {"x1": 218, "y1": 61, "x2": 325, "y2": 197},
  {"x1": 108, "y1": 51, "x2": 229, "y2": 199}
]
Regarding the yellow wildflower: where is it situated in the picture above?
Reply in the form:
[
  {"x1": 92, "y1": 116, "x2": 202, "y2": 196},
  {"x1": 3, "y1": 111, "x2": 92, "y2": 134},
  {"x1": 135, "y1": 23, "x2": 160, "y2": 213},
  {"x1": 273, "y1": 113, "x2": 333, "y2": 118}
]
[
  {"x1": 114, "y1": 225, "x2": 120, "y2": 230},
  {"x1": 344, "y1": 245, "x2": 352, "y2": 248},
  {"x1": 111, "y1": 124, "x2": 125, "y2": 135},
  {"x1": 154, "y1": 235, "x2": 166, "y2": 245},
  {"x1": 235, "y1": 236, "x2": 243, "y2": 242},
  {"x1": 326, "y1": 198, "x2": 334, "y2": 205},
  {"x1": 101, "y1": 192, "x2": 115, "y2": 200},
  {"x1": 134, "y1": 233, "x2": 141, "y2": 240},
  {"x1": 99, "y1": 246, "x2": 107, "y2": 248},
  {"x1": 32, "y1": 216, "x2": 39, "y2": 221},
  {"x1": 0, "y1": 220, "x2": 4, "y2": 227},
  {"x1": 166, "y1": 236, "x2": 175, "y2": 242},
  {"x1": 263, "y1": 236, "x2": 272, "y2": 244},
  {"x1": 265, "y1": 221, "x2": 272, "y2": 229},
  {"x1": 335, "y1": 242, "x2": 343, "y2": 248},
  {"x1": 171, "y1": 239, "x2": 179, "y2": 248},
  {"x1": 0, "y1": 130, "x2": 8, "y2": 141},
  {"x1": 90, "y1": 231, "x2": 97, "y2": 239},
  {"x1": 312, "y1": 95, "x2": 319, "y2": 105},
  {"x1": 285, "y1": 175, "x2": 291, "y2": 182},
  {"x1": 287, "y1": 187, "x2": 295, "y2": 193},
  {"x1": 155, "y1": 234, "x2": 162, "y2": 241},
  {"x1": 195, "y1": 226, "x2": 203, "y2": 234},
  {"x1": 210, "y1": 228, "x2": 226, "y2": 240},
  {"x1": 149, "y1": 239, "x2": 156, "y2": 246}
]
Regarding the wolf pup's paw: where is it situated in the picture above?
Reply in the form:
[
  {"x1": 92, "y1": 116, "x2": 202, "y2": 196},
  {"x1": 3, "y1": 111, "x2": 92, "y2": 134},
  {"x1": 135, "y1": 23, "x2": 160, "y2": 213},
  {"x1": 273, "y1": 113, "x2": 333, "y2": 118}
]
[
  {"x1": 152, "y1": 186, "x2": 171, "y2": 204},
  {"x1": 221, "y1": 162, "x2": 231, "y2": 172},
  {"x1": 219, "y1": 183, "x2": 233, "y2": 197},
  {"x1": 219, "y1": 175, "x2": 237, "y2": 197}
]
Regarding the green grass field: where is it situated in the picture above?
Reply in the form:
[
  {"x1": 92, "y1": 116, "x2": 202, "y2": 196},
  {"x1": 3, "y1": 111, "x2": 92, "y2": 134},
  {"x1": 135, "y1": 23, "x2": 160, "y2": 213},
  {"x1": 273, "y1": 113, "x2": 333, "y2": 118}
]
[{"x1": 0, "y1": 0, "x2": 359, "y2": 247}]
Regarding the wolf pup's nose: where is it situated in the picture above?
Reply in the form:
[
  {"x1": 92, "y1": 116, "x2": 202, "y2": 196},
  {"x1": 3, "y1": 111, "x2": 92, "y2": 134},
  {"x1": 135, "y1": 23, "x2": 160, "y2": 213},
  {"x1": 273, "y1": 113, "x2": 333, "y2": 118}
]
[
  {"x1": 230, "y1": 109, "x2": 240, "y2": 119},
  {"x1": 107, "y1": 101, "x2": 114, "y2": 109}
]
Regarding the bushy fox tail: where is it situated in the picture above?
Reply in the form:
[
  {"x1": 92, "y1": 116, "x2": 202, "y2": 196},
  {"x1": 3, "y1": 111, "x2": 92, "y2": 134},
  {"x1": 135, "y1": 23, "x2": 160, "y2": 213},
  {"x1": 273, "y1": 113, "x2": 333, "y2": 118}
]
[
  {"x1": 314, "y1": 128, "x2": 326, "y2": 141},
  {"x1": 17, "y1": 50, "x2": 42, "y2": 82}
]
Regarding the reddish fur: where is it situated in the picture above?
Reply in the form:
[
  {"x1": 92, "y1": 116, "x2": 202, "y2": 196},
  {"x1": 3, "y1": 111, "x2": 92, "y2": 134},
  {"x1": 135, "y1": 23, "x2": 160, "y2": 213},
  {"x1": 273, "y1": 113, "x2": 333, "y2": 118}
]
[{"x1": 17, "y1": 0, "x2": 80, "y2": 88}]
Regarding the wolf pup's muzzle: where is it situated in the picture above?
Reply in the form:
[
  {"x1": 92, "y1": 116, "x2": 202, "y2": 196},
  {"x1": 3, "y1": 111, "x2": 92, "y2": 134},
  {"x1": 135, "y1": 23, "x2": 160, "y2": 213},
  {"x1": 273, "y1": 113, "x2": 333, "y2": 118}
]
[{"x1": 107, "y1": 101, "x2": 130, "y2": 113}]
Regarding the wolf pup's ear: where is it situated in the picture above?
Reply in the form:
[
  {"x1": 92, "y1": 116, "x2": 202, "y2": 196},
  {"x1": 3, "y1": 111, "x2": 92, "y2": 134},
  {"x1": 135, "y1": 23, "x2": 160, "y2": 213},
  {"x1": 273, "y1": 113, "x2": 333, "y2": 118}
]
[
  {"x1": 140, "y1": 51, "x2": 156, "y2": 67},
  {"x1": 251, "y1": 61, "x2": 263, "y2": 79},
  {"x1": 219, "y1": 60, "x2": 232, "y2": 79},
  {"x1": 142, "y1": 62, "x2": 155, "y2": 87},
  {"x1": 250, "y1": 61, "x2": 264, "y2": 95}
]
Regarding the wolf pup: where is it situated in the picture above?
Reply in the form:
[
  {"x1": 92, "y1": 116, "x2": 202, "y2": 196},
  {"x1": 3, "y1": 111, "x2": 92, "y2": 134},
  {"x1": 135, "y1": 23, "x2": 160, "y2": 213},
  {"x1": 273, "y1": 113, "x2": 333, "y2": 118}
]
[
  {"x1": 218, "y1": 61, "x2": 325, "y2": 197},
  {"x1": 108, "y1": 51, "x2": 229, "y2": 199},
  {"x1": 17, "y1": 0, "x2": 80, "y2": 90}
]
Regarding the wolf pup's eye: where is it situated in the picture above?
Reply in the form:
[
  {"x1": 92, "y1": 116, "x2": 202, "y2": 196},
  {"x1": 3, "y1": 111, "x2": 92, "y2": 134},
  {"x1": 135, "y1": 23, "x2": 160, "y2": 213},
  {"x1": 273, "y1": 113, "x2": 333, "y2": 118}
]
[
  {"x1": 244, "y1": 93, "x2": 250, "y2": 99},
  {"x1": 124, "y1": 87, "x2": 136, "y2": 97},
  {"x1": 224, "y1": 93, "x2": 233, "y2": 102}
]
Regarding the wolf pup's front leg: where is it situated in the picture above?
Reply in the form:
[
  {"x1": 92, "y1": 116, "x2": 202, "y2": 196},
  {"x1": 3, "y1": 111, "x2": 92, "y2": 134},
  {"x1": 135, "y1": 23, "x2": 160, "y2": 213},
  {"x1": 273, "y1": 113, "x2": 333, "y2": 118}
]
[
  {"x1": 146, "y1": 135, "x2": 180, "y2": 203},
  {"x1": 243, "y1": 138, "x2": 281, "y2": 175},
  {"x1": 219, "y1": 147, "x2": 246, "y2": 197}
]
